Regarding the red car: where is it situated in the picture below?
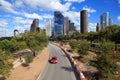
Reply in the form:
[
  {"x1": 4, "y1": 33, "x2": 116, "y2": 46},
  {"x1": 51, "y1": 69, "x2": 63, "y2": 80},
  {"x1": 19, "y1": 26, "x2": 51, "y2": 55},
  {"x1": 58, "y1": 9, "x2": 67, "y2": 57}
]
[{"x1": 50, "y1": 56, "x2": 58, "y2": 64}]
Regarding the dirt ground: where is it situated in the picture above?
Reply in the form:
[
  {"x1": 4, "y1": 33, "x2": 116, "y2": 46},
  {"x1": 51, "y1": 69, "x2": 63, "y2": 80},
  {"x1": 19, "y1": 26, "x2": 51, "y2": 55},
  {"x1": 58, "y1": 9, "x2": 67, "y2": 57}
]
[
  {"x1": 62, "y1": 43, "x2": 97, "y2": 72},
  {"x1": 7, "y1": 47, "x2": 49, "y2": 80}
]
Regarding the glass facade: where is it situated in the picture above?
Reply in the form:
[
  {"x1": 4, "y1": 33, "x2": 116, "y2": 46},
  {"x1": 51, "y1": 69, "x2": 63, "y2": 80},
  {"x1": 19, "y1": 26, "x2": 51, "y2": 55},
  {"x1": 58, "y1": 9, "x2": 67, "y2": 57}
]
[
  {"x1": 54, "y1": 11, "x2": 64, "y2": 36},
  {"x1": 100, "y1": 12, "x2": 109, "y2": 29}
]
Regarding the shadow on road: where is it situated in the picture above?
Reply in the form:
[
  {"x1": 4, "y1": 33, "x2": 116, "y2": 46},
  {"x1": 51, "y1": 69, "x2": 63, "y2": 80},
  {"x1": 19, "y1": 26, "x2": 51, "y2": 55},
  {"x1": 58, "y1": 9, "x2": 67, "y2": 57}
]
[
  {"x1": 61, "y1": 66, "x2": 73, "y2": 72},
  {"x1": 61, "y1": 54, "x2": 67, "y2": 57}
]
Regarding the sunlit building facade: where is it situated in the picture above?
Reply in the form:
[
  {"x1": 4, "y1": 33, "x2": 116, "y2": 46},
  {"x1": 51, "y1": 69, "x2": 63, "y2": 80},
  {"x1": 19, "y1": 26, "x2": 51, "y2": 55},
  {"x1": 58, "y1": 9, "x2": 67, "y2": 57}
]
[
  {"x1": 54, "y1": 11, "x2": 64, "y2": 36},
  {"x1": 46, "y1": 20, "x2": 52, "y2": 37},
  {"x1": 64, "y1": 17, "x2": 69, "y2": 35},
  {"x1": 100, "y1": 12, "x2": 109, "y2": 29}
]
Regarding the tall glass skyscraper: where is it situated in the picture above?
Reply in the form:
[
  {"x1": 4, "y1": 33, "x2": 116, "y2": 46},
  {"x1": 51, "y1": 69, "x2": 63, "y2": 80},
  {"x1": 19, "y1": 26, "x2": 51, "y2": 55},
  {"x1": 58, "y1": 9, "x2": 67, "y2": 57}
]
[
  {"x1": 54, "y1": 11, "x2": 64, "y2": 36},
  {"x1": 100, "y1": 12, "x2": 109, "y2": 29}
]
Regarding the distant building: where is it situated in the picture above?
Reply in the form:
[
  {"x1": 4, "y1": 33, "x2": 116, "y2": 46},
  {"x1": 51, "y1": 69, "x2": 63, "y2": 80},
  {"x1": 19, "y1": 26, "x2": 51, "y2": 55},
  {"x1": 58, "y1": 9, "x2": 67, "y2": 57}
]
[
  {"x1": 54, "y1": 11, "x2": 64, "y2": 36},
  {"x1": 109, "y1": 18, "x2": 112, "y2": 26},
  {"x1": 80, "y1": 10, "x2": 88, "y2": 34},
  {"x1": 46, "y1": 20, "x2": 52, "y2": 37},
  {"x1": 64, "y1": 17, "x2": 69, "y2": 35},
  {"x1": 14, "y1": 29, "x2": 19, "y2": 36},
  {"x1": 30, "y1": 19, "x2": 39, "y2": 32},
  {"x1": 69, "y1": 23, "x2": 76, "y2": 34},
  {"x1": 96, "y1": 23, "x2": 100, "y2": 32},
  {"x1": 100, "y1": 12, "x2": 109, "y2": 29}
]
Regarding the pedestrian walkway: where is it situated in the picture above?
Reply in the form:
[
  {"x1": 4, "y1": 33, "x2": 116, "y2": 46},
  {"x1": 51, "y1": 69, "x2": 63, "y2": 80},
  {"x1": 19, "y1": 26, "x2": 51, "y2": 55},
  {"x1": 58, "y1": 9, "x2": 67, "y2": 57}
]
[{"x1": 13, "y1": 58, "x2": 25, "y2": 68}]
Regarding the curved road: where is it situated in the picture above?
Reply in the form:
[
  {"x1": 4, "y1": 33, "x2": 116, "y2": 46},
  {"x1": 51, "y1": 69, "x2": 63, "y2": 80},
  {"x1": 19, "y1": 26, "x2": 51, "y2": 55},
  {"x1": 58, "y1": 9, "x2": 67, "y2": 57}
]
[{"x1": 38, "y1": 44, "x2": 77, "y2": 80}]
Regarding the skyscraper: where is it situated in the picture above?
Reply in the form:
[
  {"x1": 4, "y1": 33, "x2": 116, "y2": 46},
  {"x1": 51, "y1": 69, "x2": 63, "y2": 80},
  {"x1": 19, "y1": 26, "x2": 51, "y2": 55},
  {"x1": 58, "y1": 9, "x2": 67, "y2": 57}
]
[
  {"x1": 100, "y1": 12, "x2": 109, "y2": 29},
  {"x1": 30, "y1": 19, "x2": 39, "y2": 32},
  {"x1": 109, "y1": 18, "x2": 112, "y2": 26},
  {"x1": 80, "y1": 10, "x2": 88, "y2": 34},
  {"x1": 46, "y1": 20, "x2": 52, "y2": 37},
  {"x1": 54, "y1": 11, "x2": 64, "y2": 36},
  {"x1": 96, "y1": 23, "x2": 100, "y2": 32},
  {"x1": 64, "y1": 17, "x2": 69, "y2": 35},
  {"x1": 69, "y1": 22, "x2": 76, "y2": 34}
]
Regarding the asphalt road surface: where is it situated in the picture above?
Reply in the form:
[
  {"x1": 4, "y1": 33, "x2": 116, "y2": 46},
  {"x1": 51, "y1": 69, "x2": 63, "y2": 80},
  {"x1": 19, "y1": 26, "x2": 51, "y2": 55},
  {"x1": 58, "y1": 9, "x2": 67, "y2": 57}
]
[{"x1": 38, "y1": 44, "x2": 77, "y2": 80}]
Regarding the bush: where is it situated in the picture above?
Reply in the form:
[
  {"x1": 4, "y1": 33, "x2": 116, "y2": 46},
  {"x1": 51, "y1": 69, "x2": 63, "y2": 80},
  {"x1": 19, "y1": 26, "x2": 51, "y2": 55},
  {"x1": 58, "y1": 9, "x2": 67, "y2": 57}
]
[
  {"x1": 17, "y1": 41, "x2": 27, "y2": 50},
  {"x1": 69, "y1": 39, "x2": 78, "y2": 49},
  {"x1": 25, "y1": 54, "x2": 33, "y2": 65},
  {"x1": 77, "y1": 40, "x2": 90, "y2": 55},
  {"x1": 95, "y1": 41, "x2": 115, "y2": 54}
]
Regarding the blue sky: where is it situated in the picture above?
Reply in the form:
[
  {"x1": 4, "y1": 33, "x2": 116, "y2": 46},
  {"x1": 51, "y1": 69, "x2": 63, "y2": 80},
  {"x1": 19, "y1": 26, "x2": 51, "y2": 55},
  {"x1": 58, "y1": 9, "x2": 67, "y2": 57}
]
[{"x1": 0, "y1": 0, "x2": 120, "y2": 37}]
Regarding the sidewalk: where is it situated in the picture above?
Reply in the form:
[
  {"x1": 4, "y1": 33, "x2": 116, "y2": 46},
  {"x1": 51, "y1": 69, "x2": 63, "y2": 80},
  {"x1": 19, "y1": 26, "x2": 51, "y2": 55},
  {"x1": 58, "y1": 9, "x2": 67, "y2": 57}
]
[
  {"x1": 13, "y1": 58, "x2": 25, "y2": 68},
  {"x1": 7, "y1": 47, "x2": 49, "y2": 80}
]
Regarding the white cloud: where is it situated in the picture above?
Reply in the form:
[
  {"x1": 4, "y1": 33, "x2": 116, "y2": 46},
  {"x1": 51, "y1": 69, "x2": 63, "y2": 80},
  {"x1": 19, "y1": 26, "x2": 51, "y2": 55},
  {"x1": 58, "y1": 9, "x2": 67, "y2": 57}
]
[
  {"x1": 0, "y1": 0, "x2": 19, "y2": 14},
  {"x1": 14, "y1": 0, "x2": 25, "y2": 8},
  {"x1": 39, "y1": 24, "x2": 45, "y2": 29},
  {"x1": 14, "y1": 17, "x2": 32, "y2": 25},
  {"x1": 64, "y1": 0, "x2": 85, "y2": 3},
  {"x1": 63, "y1": 11, "x2": 80, "y2": 25},
  {"x1": 71, "y1": 6, "x2": 76, "y2": 10},
  {"x1": 88, "y1": 23, "x2": 97, "y2": 32},
  {"x1": 118, "y1": 0, "x2": 120, "y2": 4},
  {"x1": 0, "y1": 20, "x2": 8, "y2": 27},
  {"x1": 42, "y1": 14, "x2": 53, "y2": 19},
  {"x1": 14, "y1": 26, "x2": 22, "y2": 30},
  {"x1": 117, "y1": 16, "x2": 120, "y2": 21},
  {"x1": 20, "y1": 0, "x2": 71, "y2": 11},
  {"x1": 82, "y1": 6, "x2": 96, "y2": 13},
  {"x1": 38, "y1": 0, "x2": 71, "y2": 11},
  {"x1": 0, "y1": 28, "x2": 13, "y2": 37},
  {"x1": 63, "y1": 11, "x2": 80, "y2": 19},
  {"x1": 23, "y1": 13, "x2": 43, "y2": 19}
]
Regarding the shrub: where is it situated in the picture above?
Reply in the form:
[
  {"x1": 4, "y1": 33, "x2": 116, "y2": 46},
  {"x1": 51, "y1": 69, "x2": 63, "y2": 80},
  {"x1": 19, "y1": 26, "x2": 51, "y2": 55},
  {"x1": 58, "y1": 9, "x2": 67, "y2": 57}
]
[
  {"x1": 77, "y1": 40, "x2": 90, "y2": 55},
  {"x1": 0, "y1": 50, "x2": 13, "y2": 77},
  {"x1": 25, "y1": 54, "x2": 33, "y2": 65},
  {"x1": 95, "y1": 41, "x2": 115, "y2": 54},
  {"x1": 69, "y1": 39, "x2": 78, "y2": 49}
]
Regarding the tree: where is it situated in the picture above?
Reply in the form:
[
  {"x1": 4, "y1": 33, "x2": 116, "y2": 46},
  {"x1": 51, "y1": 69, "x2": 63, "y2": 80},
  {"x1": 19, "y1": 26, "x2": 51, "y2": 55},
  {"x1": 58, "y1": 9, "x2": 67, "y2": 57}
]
[
  {"x1": 0, "y1": 50, "x2": 13, "y2": 77},
  {"x1": 95, "y1": 41, "x2": 119, "y2": 79}
]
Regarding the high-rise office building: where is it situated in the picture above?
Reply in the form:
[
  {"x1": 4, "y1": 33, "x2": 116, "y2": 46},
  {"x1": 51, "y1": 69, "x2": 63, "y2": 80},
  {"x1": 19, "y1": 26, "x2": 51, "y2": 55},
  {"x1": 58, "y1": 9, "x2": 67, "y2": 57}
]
[
  {"x1": 69, "y1": 22, "x2": 76, "y2": 34},
  {"x1": 64, "y1": 17, "x2": 69, "y2": 35},
  {"x1": 109, "y1": 18, "x2": 112, "y2": 26},
  {"x1": 100, "y1": 12, "x2": 109, "y2": 29},
  {"x1": 46, "y1": 20, "x2": 52, "y2": 37},
  {"x1": 80, "y1": 10, "x2": 88, "y2": 34},
  {"x1": 96, "y1": 23, "x2": 100, "y2": 32},
  {"x1": 54, "y1": 11, "x2": 64, "y2": 36},
  {"x1": 30, "y1": 19, "x2": 39, "y2": 32}
]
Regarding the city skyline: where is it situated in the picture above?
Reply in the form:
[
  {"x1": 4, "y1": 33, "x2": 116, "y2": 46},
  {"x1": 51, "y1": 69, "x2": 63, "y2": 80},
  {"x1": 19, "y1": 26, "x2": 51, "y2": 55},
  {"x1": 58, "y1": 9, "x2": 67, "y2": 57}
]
[{"x1": 0, "y1": 0, "x2": 120, "y2": 37}]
